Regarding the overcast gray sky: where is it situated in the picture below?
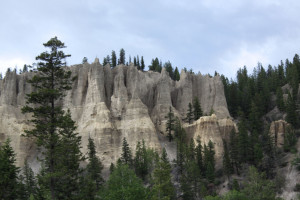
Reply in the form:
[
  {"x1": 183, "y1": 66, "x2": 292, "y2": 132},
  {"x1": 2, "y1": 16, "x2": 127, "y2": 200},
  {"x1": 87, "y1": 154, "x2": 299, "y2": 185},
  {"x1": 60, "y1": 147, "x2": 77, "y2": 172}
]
[{"x1": 1, "y1": 0, "x2": 300, "y2": 78}]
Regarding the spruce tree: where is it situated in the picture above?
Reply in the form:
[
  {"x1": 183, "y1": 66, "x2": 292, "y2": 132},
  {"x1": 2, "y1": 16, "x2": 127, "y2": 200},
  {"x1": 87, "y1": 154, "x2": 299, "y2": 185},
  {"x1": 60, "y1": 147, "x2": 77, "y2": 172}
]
[
  {"x1": 286, "y1": 92, "x2": 298, "y2": 128},
  {"x1": 86, "y1": 137, "x2": 103, "y2": 189},
  {"x1": 151, "y1": 148, "x2": 175, "y2": 200},
  {"x1": 223, "y1": 140, "x2": 233, "y2": 179},
  {"x1": 174, "y1": 67, "x2": 180, "y2": 81},
  {"x1": 193, "y1": 97, "x2": 203, "y2": 120},
  {"x1": 165, "y1": 106, "x2": 175, "y2": 142},
  {"x1": 134, "y1": 141, "x2": 148, "y2": 180},
  {"x1": 134, "y1": 57, "x2": 137, "y2": 67},
  {"x1": 121, "y1": 137, "x2": 133, "y2": 166},
  {"x1": 136, "y1": 55, "x2": 140, "y2": 69},
  {"x1": 111, "y1": 50, "x2": 117, "y2": 67},
  {"x1": 229, "y1": 130, "x2": 240, "y2": 174},
  {"x1": 119, "y1": 48, "x2": 125, "y2": 65},
  {"x1": 186, "y1": 103, "x2": 194, "y2": 124},
  {"x1": 21, "y1": 37, "x2": 81, "y2": 200},
  {"x1": 22, "y1": 159, "x2": 37, "y2": 199},
  {"x1": 0, "y1": 138, "x2": 20, "y2": 200},
  {"x1": 195, "y1": 136, "x2": 204, "y2": 176},
  {"x1": 141, "y1": 56, "x2": 145, "y2": 71},
  {"x1": 104, "y1": 164, "x2": 146, "y2": 200},
  {"x1": 276, "y1": 87, "x2": 285, "y2": 111}
]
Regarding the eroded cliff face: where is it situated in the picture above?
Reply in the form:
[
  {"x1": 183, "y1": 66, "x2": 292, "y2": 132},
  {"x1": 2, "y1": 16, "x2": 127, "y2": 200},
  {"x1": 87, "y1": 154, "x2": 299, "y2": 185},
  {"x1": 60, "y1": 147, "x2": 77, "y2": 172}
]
[{"x1": 0, "y1": 59, "x2": 231, "y2": 171}]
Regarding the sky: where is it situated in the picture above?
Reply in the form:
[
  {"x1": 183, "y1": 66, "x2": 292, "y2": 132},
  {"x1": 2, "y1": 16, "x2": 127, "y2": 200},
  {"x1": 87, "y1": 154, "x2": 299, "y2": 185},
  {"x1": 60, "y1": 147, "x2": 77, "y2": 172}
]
[{"x1": 1, "y1": 0, "x2": 300, "y2": 78}]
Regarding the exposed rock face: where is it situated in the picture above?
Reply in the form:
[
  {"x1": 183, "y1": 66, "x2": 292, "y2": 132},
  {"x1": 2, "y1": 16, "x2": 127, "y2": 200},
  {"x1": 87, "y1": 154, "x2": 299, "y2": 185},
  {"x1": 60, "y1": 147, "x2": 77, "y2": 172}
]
[
  {"x1": 0, "y1": 60, "x2": 231, "y2": 171},
  {"x1": 269, "y1": 120, "x2": 291, "y2": 147},
  {"x1": 184, "y1": 114, "x2": 236, "y2": 167}
]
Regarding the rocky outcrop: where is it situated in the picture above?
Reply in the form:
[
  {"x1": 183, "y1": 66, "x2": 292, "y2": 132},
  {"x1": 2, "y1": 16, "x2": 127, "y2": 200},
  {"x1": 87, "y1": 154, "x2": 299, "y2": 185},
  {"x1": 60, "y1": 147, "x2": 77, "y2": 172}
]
[
  {"x1": 269, "y1": 120, "x2": 291, "y2": 147},
  {"x1": 184, "y1": 114, "x2": 236, "y2": 167},
  {"x1": 0, "y1": 60, "x2": 231, "y2": 170}
]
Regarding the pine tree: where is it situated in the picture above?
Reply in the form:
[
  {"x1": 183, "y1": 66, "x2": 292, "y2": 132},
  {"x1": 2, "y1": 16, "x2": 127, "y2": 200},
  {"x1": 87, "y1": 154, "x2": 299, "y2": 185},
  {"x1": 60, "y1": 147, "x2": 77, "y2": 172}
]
[
  {"x1": 186, "y1": 103, "x2": 194, "y2": 124},
  {"x1": 165, "y1": 106, "x2": 175, "y2": 142},
  {"x1": 286, "y1": 92, "x2": 298, "y2": 128},
  {"x1": 134, "y1": 140, "x2": 148, "y2": 180},
  {"x1": 86, "y1": 137, "x2": 103, "y2": 189},
  {"x1": 0, "y1": 138, "x2": 20, "y2": 200},
  {"x1": 195, "y1": 136, "x2": 204, "y2": 176},
  {"x1": 22, "y1": 159, "x2": 37, "y2": 199},
  {"x1": 134, "y1": 57, "x2": 137, "y2": 67},
  {"x1": 174, "y1": 67, "x2": 180, "y2": 81},
  {"x1": 229, "y1": 130, "x2": 240, "y2": 174},
  {"x1": 121, "y1": 137, "x2": 133, "y2": 166},
  {"x1": 223, "y1": 140, "x2": 233, "y2": 179},
  {"x1": 151, "y1": 148, "x2": 175, "y2": 200},
  {"x1": 193, "y1": 97, "x2": 203, "y2": 120},
  {"x1": 119, "y1": 48, "x2": 125, "y2": 65},
  {"x1": 111, "y1": 50, "x2": 117, "y2": 67},
  {"x1": 276, "y1": 87, "x2": 285, "y2": 111},
  {"x1": 141, "y1": 56, "x2": 145, "y2": 71},
  {"x1": 164, "y1": 61, "x2": 174, "y2": 80},
  {"x1": 21, "y1": 37, "x2": 81, "y2": 200},
  {"x1": 104, "y1": 164, "x2": 146, "y2": 200},
  {"x1": 136, "y1": 55, "x2": 140, "y2": 70}
]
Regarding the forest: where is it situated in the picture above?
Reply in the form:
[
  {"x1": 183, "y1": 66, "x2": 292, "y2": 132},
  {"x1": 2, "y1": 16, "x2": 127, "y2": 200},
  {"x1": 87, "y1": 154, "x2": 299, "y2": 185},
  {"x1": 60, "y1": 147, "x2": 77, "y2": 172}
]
[{"x1": 1, "y1": 37, "x2": 300, "y2": 200}]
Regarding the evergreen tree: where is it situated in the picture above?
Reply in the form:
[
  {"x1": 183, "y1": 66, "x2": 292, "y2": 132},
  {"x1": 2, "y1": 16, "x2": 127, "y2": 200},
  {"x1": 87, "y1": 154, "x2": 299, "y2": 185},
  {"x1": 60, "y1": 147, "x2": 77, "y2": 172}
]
[
  {"x1": 204, "y1": 141, "x2": 215, "y2": 183},
  {"x1": 134, "y1": 57, "x2": 137, "y2": 67},
  {"x1": 111, "y1": 50, "x2": 117, "y2": 67},
  {"x1": 21, "y1": 37, "x2": 81, "y2": 200},
  {"x1": 193, "y1": 97, "x2": 203, "y2": 120},
  {"x1": 286, "y1": 92, "x2": 298, "y2": 128},
  {"x1": 121, "y1": 137, "x2": 133, "y2": 166},
  {"x1": 223, "y1": 140, "x2": 233, "y2": 179},
  {"x1": 174, "y1": 67, "x2": 180, "y2": 81},
  {"x1": 165, "y1": 106, "x2": 175, "y2": 142},
  {"x1": 283, "y1": 127, "x2": 297, "y2": 152},
  {"x1": 119, "y1": 48, "x2": 125, "y2": 65},
  {"x1": 186, "y1": 103, "x2": 194, "y2": 124},
  {"x1": 103, "y1": 164, "x2": 146, "y2": 200},
  {"x1": 23, "y1": 64, "x2": 29, "y2": 72},
  {"x1": 86, "y1": 137, "x2": 103, "y2": 189},
  {"x1": 276, "y1": 87, "x2": 285, "y2": 111},
  {"x1": 151, "y1": 148, "x2": 175, "y2": 200},
  {"x1": 0, "y1": 138, "x2": 20, "y2": 200},
  {"x1": 0, "y1": 72, "x2": 2, "y2": 80},
  {"x1": 242, "y1": 166, "x2": 277, "y2": 200},
  {"x1": 22, "y1": 159, "x2": 37, "y2": 199},
  {"x1": 136, "y1": 55, "x2": 140, "y2": 69},
  {"x1": 141, "y1": 56, "x2": 145, "y2": 71},
  {"x1": 149, "y1": 58, "x2": 162, "y2": 72},
  {"x1": 229, "y1": 130, "x2": 240, "y2": 174},
  {"x1": 195, "y1": 136, "x2": 204, "y2": 175},
  {"x1": 164, "y1": 61, "x2": 174, "y2": 80},
  {"x1": 134, "y1": 140, "x2": 148, "y2": 180},
  {"x1": 237, "y1": 119, "x2": 249, "y2": 163}
]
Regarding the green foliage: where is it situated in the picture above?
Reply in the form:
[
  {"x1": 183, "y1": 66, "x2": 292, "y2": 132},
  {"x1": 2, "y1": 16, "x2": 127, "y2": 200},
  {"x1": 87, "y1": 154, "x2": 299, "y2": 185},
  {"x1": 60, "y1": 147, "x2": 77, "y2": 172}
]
[
  {"x1": 119, "y1": 48, "x2": 125, "y2": 65},
  {"x1": 149, "y1": 57, "x2": 162, "y2": 72},
  {"x1": 204, "y1": 141, "x2": 215, "y2": 183},
  {"x1": 121, "y1": 137, "x2": 133, "y2": 166},
  {"x1": 86, "y1": 137, "x2": 103, "y2": 189},
  {"x1": 103, "y1": 164, "x2": 146, "y2": 200},
  {"x1": 193, "y1": 97, "x2": 203, "y2": 120},
  {"x1": 111, "y1": 50, "x2": 117, "y2": 67},
  {"x1": 174, "y1": 67, "x2": 180, "y2": 81},
  {"x1": 186, "y1": 102, "x2": 194, "y2": 124},
  {"x1": 283, "y1": 127, "x2": 297, "y2": 152},
  {"x1": 286, "y1": 92, "x2": 299, "y2": 128},
  {"x1": 0, "y1": 138, "x2": 20, "y2": 200},
  {"x1": 276, "y1": 87, "x2": 285, "y2": 111},
  {"x1": 21, "y1": 37, "x2": 83, "y2": 200},
  {"x1": 165, "y1": 106, "x2": 175, "y2": 142},
  {"x1": 134, "y1": 140, "x2": 149, "y2": 180},
  {"x1": 22, "y1": 159, "x2": 37, "y2": 199},
  {"x1": 141, "y1": 56, "x2": 145, "y2": 71},
  {"x1": 242, "y1": 166, "x2": 278, "y2": 200},
  {"x1": 151, "y1": 148, "x2": 175, "y2": 200},
  {"x1": 223, "y1": 140, "x2": 233, "y2": 178}
]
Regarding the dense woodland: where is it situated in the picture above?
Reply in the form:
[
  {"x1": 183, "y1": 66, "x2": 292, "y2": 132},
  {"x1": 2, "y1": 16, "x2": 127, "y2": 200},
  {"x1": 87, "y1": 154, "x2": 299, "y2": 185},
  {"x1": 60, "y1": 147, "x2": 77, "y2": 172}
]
[{"x1": 1, "y1": 37, "x2": 300, "y2": 200}]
